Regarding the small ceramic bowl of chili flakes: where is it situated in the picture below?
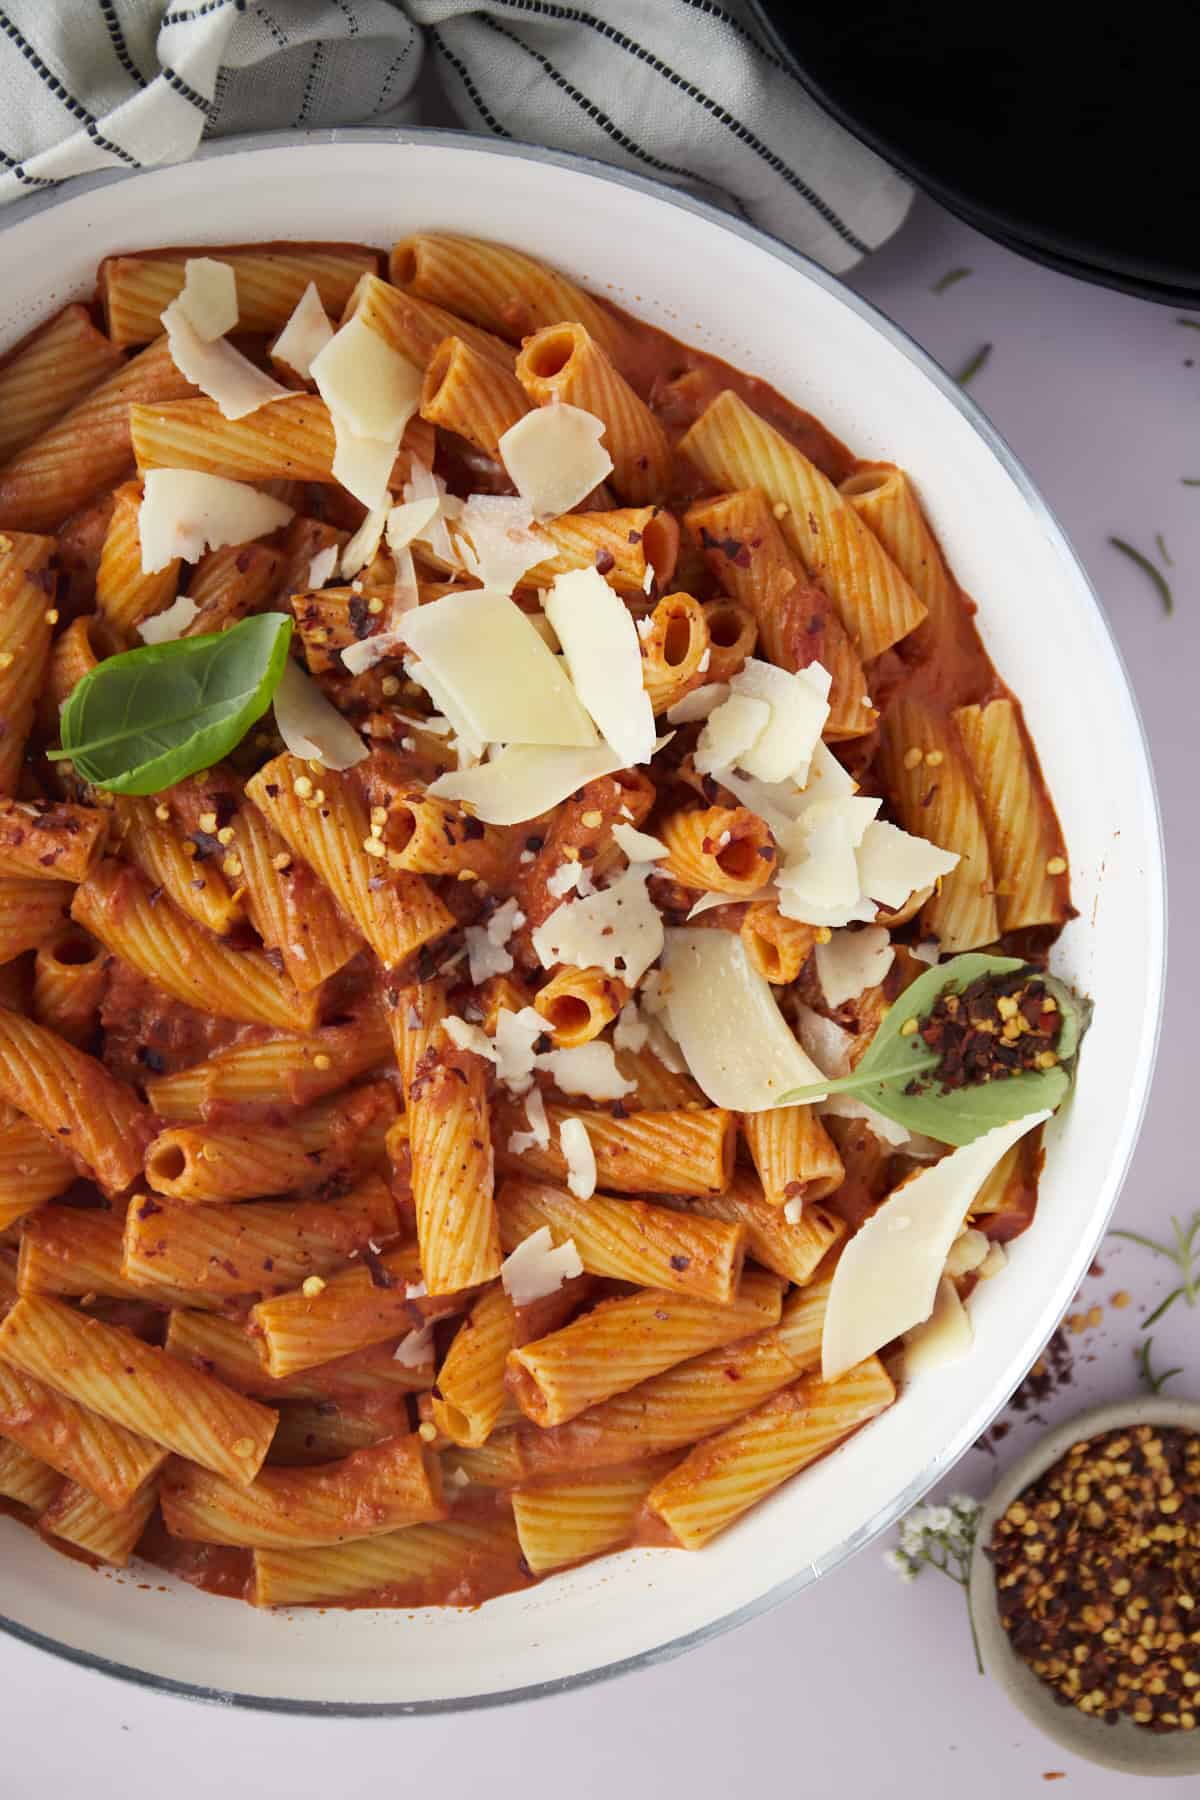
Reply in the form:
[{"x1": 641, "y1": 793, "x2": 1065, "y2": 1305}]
[{"x1": 970, "y1": 1397, "x2": 1200, "y2": 1777}]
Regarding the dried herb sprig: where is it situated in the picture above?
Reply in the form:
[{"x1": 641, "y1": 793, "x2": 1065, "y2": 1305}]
[
  {"x1": 1137, "y1": 1336, "x2": 1182, "y2": 1394},
  {"x1": 885, "y1": 1493, "x2": 985, "y2": 1673},
  {"x1": 1108, "y1": 537, "x2": 1175, "y2": 616},
  {"x1": 932, "y1": 266, "x2": 973, "y2": 294},
  {"x1": 1110, "y1": 1209, "x2": 1200, "y2": 1326},
  {"x1": 955, "y1": 343, "x2": 992, "y2": 387}
]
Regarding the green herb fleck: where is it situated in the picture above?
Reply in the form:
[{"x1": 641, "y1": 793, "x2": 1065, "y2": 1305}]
[
  {"x1": 1176, "y1": 317, "x2": 1200, "y2": 331},
  {"x1": 1137, "y1": 1336, "x2": 1182, "y2": 1395},
  {"x1": 50, "y1": 612, "x2": 294, "y2": 795},
  {"x1": 932, "y1": 267, "x2": 973, "y2": 295},
  {"x1": 1155, "y1": 532, "x2": 1173, "y2": 567},
  {"x1": 1110, "y1": 1210, "x2": 1200, "y2": 1327},
  {"x1": 885, "y1": 1494, "x2": 985, "y2": 1674},
  {"x1": 954, "y1": 343, "x2": 992, "y2": 387},
  {"x1": 1182, "y1": 478, "x2": 1200, "y2": 487},
  {"x1": 1108, "y1": 536, "x2": 1174, "y2": 616}
]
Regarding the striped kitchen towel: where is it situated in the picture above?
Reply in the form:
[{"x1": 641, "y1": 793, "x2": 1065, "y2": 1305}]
[{"x1": 0, "y1": 1, "x2": 910, "y2": 272}]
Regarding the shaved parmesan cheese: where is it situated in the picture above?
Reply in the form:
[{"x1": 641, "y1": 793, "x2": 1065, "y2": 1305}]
[
  {"x1": 307, "y1": 545, "x2": 338, "y2": 589},
  {"x1": 175, "y1": 258, "x2": 237, "y2": 341},
  {"x1": 536, "y1": 1042, "x2": 635, "y2": 1102},
  {"x1": 661, "y1": 929, "x2": 827, "y2": 1110},
  {"x1": 452, "y1": 496, "x2": 548, "y2": 594},
  {"x1": 819, "y1": 1092, "x2": 913, "y2": 1148},
  {"x1": 138, "y1": 470, "x2": 293, "y2": 574},
  {"x1": 330, "y1": 411, "x2": 400, "y2": 513},
  {"x1": 855, "y1": 820, "x2": 959, "y2": 911},
  {"x1": 273, "y1": 659, "x2": 367, "y2": 770},
  {"x1": 428, "y1": 743, "x2": 625, "y2": 826},
  {"x1": 613, "y1": 1000, "x2": 649, "y2": 1055},
  {"x1": 729, "y1": 659, "x2": 829, "y2": 784},
  {"x1": 543, "y1": 566, "x2": 655, "y2": 766},
  {"x1": 500, "y1": 1226, "x2": 584, "y2": 1306},
  {"x1": 499, "y1": 404, "x2": 613, "y2": 519},
  {"x1": 902, "y1": 1276, "x2": 973, "y2": 1377},
  {"x1": 943, "y1": 1226, "x2": 991, "y2": 1278},
  {"x1": 310, "y1": 315, "x2": 422, "y2": 444},
  {"x1": 978, "y1": 1241, "x2": 1007, "y2": 1280},
  {"x1": 163, "y1": 299, "x2": 291, "y2": 421},
  {"x1": 488, "y1": 896, "x2": 525, "y2": 944},
  {"x1": 694, "y1": 693, "x2": 771, "y2": 775},
  {"x1": 403, "y1": 590, "x2": 597, "y2": 748},
  {"x1": 802, "y1": 739, "x2": 858, "y2": 806},
  {"x1": 686, "y1": 890, "x2": 735, "y2": 920},
  {"x1": 340, "y1": 503, "x2": 389, "y2": 579},
  {"x1": 494, "y1": 1006, "x2": 547, "y2": 1093},
  {"x1": 508, "y1": 1084, "x2": 550, "y2": 1155},
  {"x1": 403, "y1": 457, "x2": 462, "y2": 566},
  {"x1": 911, "y1": 939, "x2": 941, "y2": 967},
  {"x1": 465, "y1": 926, "x2": 513, "y2": 987},
  {"x1": 441, "y1": 1017, "x2": 498, "y2": 1064},
  {"x1": 821, "y1": 1111, "x2": 1051, "y2": 1379},
  {"x1": 386, "y1": 497, "x2": 440, "y2": 556},
  {"x1": 612, "y1": 822, "x2": 667, "y2": 862},
  {"x1": 776, "y1": 803, "x2": 871, "y2": 928},
  {"x1": 667, "y1": 682, "x2": 730, "y2": 725},
  {"x1": 465, "y1": 896, "x2": 525, "y2": 985},
  {"x1": 559, "y1": 1117, "x2": 597, "y2": 1199},
  {"x1": 393, "y1": 1323, "x2": 435, "y2": 1367},
  {"x1": 815, "y1": 924, "x2": 895, "y2": 1008},
  {"x1": 137, "y1": 594, "x2": 198, "y2": 644},
  {"x1": 532, "y1": 865, "x2": 664, "y2": 987},
  {"x1": 789, "y1": 1002, "x2": 855, "y2": 1079},
  {"x1": 783, "y1": 1194, "x2": 805, "y2": 1225},
  {"x1": 271, "y1": 281, "x2": 333, "y2": 378}
]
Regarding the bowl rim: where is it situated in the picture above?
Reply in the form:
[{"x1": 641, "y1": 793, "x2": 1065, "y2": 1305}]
[
  {"x1": 969, "y1": 1398, "x2": 1200, "y2": 1775},
  {"x1": 0, "y1": 123, "x2": 1168, "y2": 1717}
]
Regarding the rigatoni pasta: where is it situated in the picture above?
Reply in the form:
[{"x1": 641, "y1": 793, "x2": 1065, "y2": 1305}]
[{"x1": 0, "y1": 226, "x2": 1074, "y2": 1622}]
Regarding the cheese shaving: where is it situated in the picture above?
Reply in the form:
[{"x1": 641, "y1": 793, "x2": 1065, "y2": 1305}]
[
  {"x1": 393, "y1": 1323, "x2": 435, "y2": 1368},
  {"x1": 500, "y1": 1226, "x2": 584, "y2": 1306},
  {"x1": 821, "y1": 1111, "x2": 1051, "y2": 1379},
  {"x1": 507, "y1": 1084, "x2": 551, "y2": 1155},
  {"x1": 451, "y1": 496, "x2": 548, "y2": 594},
  {"x1": 559, "y1": 1117, "x2": 597, "y2": 1199},
  {"x1": 307, "y1": 545, "x2": 338, "y2": 589},
  {"x1": 661, "y1": 929, "x2": 828, "y2": 1110},
  {"x1": 536, "y1": 1041, "x2": 635, "y2": 1102},
  {"x1": 175, "y1": 259, "x2": 238, "y2": 341},
  {"x1": 137, "y1": 594, "x2": 199, "y2": 645},
  {"x1": 902, "y1": 1276, "x2": 973, "y2": 1377},
  {"x1": 498, "y1": 403, "x2": 613, "y2": 519},
  {"x1": 855, "y1": 819, "x2": 960, "y2": 911},
  {"x1": 138, "y1": 469, "x2": 293, "y2": 574},
  {"x1": 162, "y1": 298, "x2": 290, "y2": 421},
  {"x1": 531, "y1": 864, "x2": 664, "y2": 987},
  {"x1": 428, "y1": 743, "x2": 624, "y2": 826},
  {"x1": 814, "y1": 924, "x2": 895, "y2": 1009},
  {"x1": 386, "y1": 497, "x2": 440, "y2": 556},
  {"x1": 271, "y1": 281, "x2": 333, "y2": 378},
  {"x1": 666, "y1": 682, "x2": 731, "y2": 725},
  {"x1": 310, "y1": 315, "x2": 422, "y2": 444},
  {"x1": 543, "y1": 566, "x2": 655, "y2": 766},
  {"x1": 611, "y1": 822, "x2": 667, "y2": 862},
  {"x1": 340, "y1": 503, "x2": 389, "y2": 580},
  {"x1": 272, "y1": 659, "x2": 367, "y2": 769},
  {"x1": 403, "y1": 589, "x2": 597, "y2": 748}
]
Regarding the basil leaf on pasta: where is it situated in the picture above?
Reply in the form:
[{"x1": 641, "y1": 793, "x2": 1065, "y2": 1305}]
[{"x1": 51, "y1": 612, "x2": 293, "y2": 795}]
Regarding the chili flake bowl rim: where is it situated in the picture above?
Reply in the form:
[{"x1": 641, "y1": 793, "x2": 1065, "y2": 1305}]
[{"x1": 970, "y1": 1395, "x2": 1200, "y2": 1777}]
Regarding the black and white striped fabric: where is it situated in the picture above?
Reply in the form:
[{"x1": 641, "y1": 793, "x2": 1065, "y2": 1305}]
[{"x1": 0, "y1": 0, "x2": 911, "y2": 272}]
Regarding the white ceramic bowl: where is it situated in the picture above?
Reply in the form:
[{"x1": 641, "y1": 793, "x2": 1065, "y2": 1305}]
[{"x1": 0, "y1": 130, "x2": 1165, "y2": 1713}]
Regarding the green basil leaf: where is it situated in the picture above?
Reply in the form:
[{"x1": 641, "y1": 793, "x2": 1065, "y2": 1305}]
[
  {"x1": 50, "y1": 612, "x2": 294, "y2": 795},
  {"x1": 855, "y1": 1062, "x2": 1071, "y2": 1147},
  {"x1": 778, "y1": 952, "x2": 1086, "y2": 1147}
]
